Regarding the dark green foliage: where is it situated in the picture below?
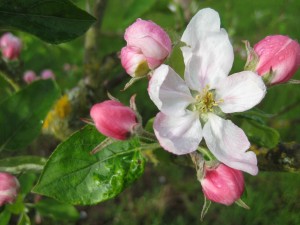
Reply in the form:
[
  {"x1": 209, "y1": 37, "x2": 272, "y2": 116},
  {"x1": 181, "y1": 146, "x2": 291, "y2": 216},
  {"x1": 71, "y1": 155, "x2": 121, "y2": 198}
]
[
  {"x1": 0, "y1": 80, "x2": 60, "y2": 151},
  {"x1": 0, "y1": 0, "x2": 96, "y2": 44}
]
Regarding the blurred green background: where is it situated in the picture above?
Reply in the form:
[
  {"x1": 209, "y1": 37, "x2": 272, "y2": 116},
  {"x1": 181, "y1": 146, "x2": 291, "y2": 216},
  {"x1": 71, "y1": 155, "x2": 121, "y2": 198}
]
[{"x1": 1, "y1": 0, "x2": 300, "y2": 224}]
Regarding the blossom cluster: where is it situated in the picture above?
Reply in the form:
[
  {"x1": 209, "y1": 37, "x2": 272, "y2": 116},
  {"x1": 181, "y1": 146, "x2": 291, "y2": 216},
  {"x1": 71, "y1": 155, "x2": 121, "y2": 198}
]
[
  {"x1": 23, "y1": 69, "x2": 56, "y2": 84},
  {"x1": 90, "y1": 8, "x2": 300, "y2": 207}
]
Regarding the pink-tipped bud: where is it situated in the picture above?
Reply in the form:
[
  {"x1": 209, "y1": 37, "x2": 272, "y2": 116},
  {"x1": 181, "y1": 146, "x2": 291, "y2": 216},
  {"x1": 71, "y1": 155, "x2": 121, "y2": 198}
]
[
  {"x1": 23, "y1": 70, "x2": 37, "y2": 84},
  {"x1": 120, "y1": 46, "x2": 149, "y2": 77},
  {"x1": 90, "y1": 100, "x2": 138, "y2": 140},
  {"x1": 253, "y1": 35, "x2": 300, "y2": 85},
  {"x1": 200, "y1": 164, "x2": 244, "y2": 206},
  {"x1": 41, "y1": 69, "x2": 55, "y2": 80},
  {"x1": 123, "y1": 19, "x2": 172, "y2": 72},
  {"x1": 0, "y1": 33, "x2": 22, "y2": 60},
  {"x1": 0, "y1": 172, "x2": 20, "y2": 206}
]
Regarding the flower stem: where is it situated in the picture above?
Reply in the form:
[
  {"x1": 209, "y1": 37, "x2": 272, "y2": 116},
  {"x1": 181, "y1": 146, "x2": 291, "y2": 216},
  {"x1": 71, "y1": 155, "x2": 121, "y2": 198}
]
[
  {"x1": 140, "y1": 142, "x2": 161, "y2": 150},
  {"x1": 197, "y1": 146, "x2": 215, "y2": 161},
  {"x1": 0, "y1": 71, "x2": 20, "y2": 92},
  {"x1": 135, "y1": 127, "x2": 157, "y2": 142}
]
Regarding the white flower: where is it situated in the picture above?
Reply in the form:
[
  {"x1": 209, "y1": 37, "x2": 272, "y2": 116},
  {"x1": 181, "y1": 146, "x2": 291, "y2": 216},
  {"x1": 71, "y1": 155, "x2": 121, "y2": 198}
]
[{"x1": 148, "y1": 8, "x2": 266, "y2": 175}]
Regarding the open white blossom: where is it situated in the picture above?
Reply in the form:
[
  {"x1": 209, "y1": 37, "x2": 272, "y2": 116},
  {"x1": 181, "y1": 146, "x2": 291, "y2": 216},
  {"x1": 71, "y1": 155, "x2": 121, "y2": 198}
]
[{"x1": 148, "y1": 8, "x2": 266, "y2": 175}]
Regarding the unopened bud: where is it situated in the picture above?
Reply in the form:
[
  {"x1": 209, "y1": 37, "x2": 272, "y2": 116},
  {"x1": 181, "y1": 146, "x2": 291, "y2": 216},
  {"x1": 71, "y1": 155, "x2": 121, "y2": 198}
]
[
  {"x1": 253, "y1": 35, "x2": 300, "y2": 85},
  {"x1": 120, "y1": 46, "x2": 149, "y2": 77},
  {"x1": 122, "y1": 19, "x2": 172, "y2": 76},
  {"x1": 41, "y1": 69, "x2": 55, "y2": 80},
  {"x1": 0, "y1": 172, "x2": 20, "y2": 206},
  {"x1": 90, "y1": 100, "x2": 138, "y2": 140},
  {"x1": 200, "y1": 164, "x2": 244, "y2": 206},
  {"x1": 23, "y1": 70, "x2": 37, "y2": 84},
  {"x1": 0, "y1": 33, "x2": 22, "y2": 60}
]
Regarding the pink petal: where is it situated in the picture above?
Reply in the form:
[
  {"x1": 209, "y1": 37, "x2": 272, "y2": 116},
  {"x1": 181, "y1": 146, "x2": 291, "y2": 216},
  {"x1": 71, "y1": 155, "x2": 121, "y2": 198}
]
[
  {"x1": 124, "y1": 19, "x2": 171, "y2": 64},
  {"x1": 254, "y1": 35, "x2": 300, "y2": 84},
  {"x1": 203, "y1": 114, "x2": 258, "y2": 175},
  {"x1": 216, "y1": 71, "x2": 266, "y2": 113},
  {"x1": 154, "y1": 111, "x2": 202, "y2": 155}
]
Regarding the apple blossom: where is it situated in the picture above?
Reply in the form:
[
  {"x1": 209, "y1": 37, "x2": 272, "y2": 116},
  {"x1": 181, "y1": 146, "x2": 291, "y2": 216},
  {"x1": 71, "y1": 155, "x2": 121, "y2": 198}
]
[
  {"x1": 23, "y1": 70, "x2": 37, "y2": 84},
  {"x1": 0, "y1": 33, "x2": 22, "y2": 60},
  {"x1": 0, "y1": 172, "x2": 20, "y2": 206},
  {"x1": 120, "y1": 46, "x2": 149, "y2": 77},
  {"x1": 41, "y1": 69, "x2": 55, "y2": 80},
  {"x1": 122, "y1": 18, "x2": 172, "y2": 75},
  {"x1": 148, "y1": 8, "x2": 266, "y2": 175},
  {"x1": 90, "y1": 100, "x2": 138, "y2": 140},
  {"x1": 253, "y1": 35, "x2": 300, "y2": 85},
  {"x1": 201, "y1": 164, "x2": 244, "y2": 205}
]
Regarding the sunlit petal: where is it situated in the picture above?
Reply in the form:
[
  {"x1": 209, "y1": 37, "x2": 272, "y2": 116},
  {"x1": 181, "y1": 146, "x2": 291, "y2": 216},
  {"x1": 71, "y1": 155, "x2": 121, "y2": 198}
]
[
  {"x1": 203, "y1": 114, "x2": 258, "y2": 175},
  {"x1": 154, "y1": 111, "x2": 202, "y2": 155}
]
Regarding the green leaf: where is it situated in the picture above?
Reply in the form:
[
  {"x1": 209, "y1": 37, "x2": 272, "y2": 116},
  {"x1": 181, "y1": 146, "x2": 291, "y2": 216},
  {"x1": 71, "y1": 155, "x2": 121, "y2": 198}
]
[
  {"x1": 17, "y1": 213, "x2": 30, "y2": 225},
  {"x1": 0, "y1": 80, "x2": 60, "y2": 151},
  {"x1": 241, "y1": 119, "x2": 280, "y2": 148},
  {"x1": 6, "y1": 195, "x2": 25, "y2": 214},
  {"x1": 234, "y1": 107, "x2": 274, "y2": 124},
  {"x1": 0, "y1": 156, "x2": 46, "y2": 174},
  {"x1": 0, "y1": 209, "x2": 11, "y2": 225},
  {"x1": 32, "y1": 125, "x2": 145, "y2": 205},
  {"x1": 18, "y1": 173, "x2": 37, "y2": 195},
  {"x1": 34, "y1": 198, "x2": 79, "y2": 221},
  {"x1": 166, "y1": 40, "x2": 185, "y2": 77},
  {"x1": 0, "y1": 0, "x2": 96, "y2": 44}
]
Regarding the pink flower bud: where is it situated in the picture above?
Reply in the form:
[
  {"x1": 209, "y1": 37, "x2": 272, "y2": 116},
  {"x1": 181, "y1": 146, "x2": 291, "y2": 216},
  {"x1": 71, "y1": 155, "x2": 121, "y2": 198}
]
[
  {"x1": 0, "y1": 33, "x2": 22, "y2": 60},
  {"x1": 23, "y1": 70, "x2": 37, "y2": 84},
  {"x1": 124, "y1": 19, "x2": 172, "y2": 70},
  {"x1": 201, "y1": 164, "x2": 244, "y2": 206},
  {"x1": 120, "y1": 46, "x2": 149, "y2": 77},
  {"x1": 41, "y1": 69, "x2": 55, "y2": 80},
  {"x1": 254, "y1": 35, "x2": 300, "y2": 85},
  {"x1": 90, "y1": 100, "x2": 138, "y2": 140},
  {"x1": 0, "y1": 172, "x2": 20, "y2": 206}
]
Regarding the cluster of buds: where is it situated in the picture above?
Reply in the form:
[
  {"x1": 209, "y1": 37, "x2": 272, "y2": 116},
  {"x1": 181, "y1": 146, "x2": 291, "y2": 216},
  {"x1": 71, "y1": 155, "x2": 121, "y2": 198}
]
[
  {"x1": 0, "y1": 172, "x2": 19, "y2": 207},
  {"x1": 23, "y1": 69, "x2": 55, "y2": 84},
  {"x1": 0, "y1": 33, "x2": 22, "y2": 60},
  {"x1": 120, "y1": 19, "x2": 172, "y2": 77},
  {"x1": 90, "y1": 10, "x2": 300, "y2": 210},
  {"x1": 245, "y1": 35, "x2": 300, "y2": 85}
]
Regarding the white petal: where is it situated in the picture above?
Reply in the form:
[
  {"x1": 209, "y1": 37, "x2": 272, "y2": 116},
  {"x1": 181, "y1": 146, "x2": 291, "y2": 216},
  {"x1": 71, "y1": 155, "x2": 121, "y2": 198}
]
[
  {"x1": 216, "y1": 71, "x2": 266, "y2": 113},
  {"x1": 203, "y1": 114, "x2": 258, "y2": 175},
  {"x1": 181, "y1": 8, "x2": 221, "y2": 64},
  {"x1": 154, "y1": 111, "x2": 202, "y2": 155},
  {"x1": 184, "y1": 30, "x2": 234, "y2": 90},
  {"x1": 148, "y1": 65, "x2": 194, "y2": 116}
]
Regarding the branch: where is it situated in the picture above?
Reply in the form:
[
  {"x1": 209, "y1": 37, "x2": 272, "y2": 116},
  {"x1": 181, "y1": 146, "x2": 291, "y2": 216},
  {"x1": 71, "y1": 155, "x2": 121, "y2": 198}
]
[
  {"x1": 0, "y1": 58, "x2": 21, "y2": 91},
  {"x1": 84, "y1": 0, "x2": 110, "y2": 100},
  {"x1": 253, "y1": 142, "x2": 300, "y2": 173}
]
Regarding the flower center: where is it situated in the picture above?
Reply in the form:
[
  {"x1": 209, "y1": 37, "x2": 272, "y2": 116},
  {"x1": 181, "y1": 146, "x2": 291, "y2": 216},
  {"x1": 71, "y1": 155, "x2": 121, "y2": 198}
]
[{"x1": 192, "y1": 86, "x2": 222, "y2": 114}]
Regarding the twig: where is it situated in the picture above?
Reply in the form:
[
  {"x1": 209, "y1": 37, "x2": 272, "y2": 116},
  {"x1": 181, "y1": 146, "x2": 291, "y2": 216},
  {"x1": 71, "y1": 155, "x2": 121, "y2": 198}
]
[{"x1": 252, "y1": 142, "x2": 300, "y2": 173}]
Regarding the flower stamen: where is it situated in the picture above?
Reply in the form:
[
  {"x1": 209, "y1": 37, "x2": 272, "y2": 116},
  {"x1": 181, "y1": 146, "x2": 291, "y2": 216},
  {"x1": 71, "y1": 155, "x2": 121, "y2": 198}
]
[{"x1": 193, "y1": 86, "x2": 223, "y2": 114}]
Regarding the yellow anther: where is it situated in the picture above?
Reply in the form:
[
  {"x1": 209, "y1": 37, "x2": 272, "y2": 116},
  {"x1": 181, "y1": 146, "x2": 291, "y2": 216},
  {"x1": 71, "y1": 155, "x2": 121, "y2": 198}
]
[{"x1": 192, "y1": 86, "x2": 222, "y2": 114}]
